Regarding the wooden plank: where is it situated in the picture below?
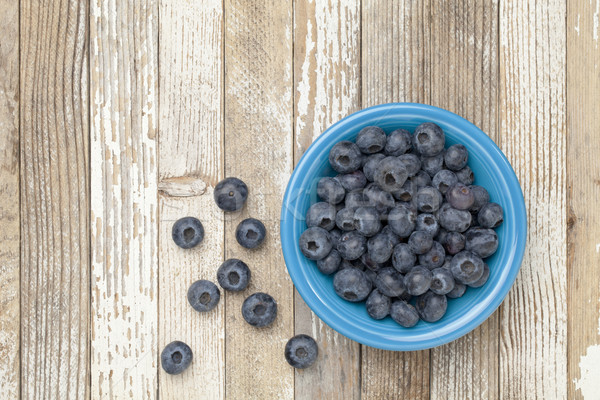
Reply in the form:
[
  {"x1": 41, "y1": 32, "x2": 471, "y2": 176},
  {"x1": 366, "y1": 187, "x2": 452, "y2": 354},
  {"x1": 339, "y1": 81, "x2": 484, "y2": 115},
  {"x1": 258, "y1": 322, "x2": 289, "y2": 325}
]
[
  {"x1": 293, "y1": 0, "x2": 361, "y2": 399},
  {"x1": 429, "y1": 1, "x2": 500, "y2": 399},
  {"x1": 157, "y1": 1, "x2": 225, "y2": 398},
  {"x1": 360, "y1": 1, "x2": 430, "y2": 398},
  {"x1": 90, "y1": 0, "x2": 159, "y2": 398},
  {"x1": 223, "y1": 0, "x2": 294, "y2": 398},
  {"x1": 567, "y1": 0, "x2": 600, "y2": 398},
  {"x1": 20, "y1": 0, "x2": 89, "y2": 398},
  {"x1": 498, "y1": 0, "x2": 567, "y2": 399},
  {"x1": 0, "y1": 0, "x2": 19, "y2": 397}
]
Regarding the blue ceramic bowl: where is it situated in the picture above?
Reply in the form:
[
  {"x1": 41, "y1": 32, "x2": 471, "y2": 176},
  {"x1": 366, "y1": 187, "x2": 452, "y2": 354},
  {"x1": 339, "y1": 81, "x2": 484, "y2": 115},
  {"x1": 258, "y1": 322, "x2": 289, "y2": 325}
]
[{"x1": 280, "y1": 103, "x2": 526, "y2": 351}]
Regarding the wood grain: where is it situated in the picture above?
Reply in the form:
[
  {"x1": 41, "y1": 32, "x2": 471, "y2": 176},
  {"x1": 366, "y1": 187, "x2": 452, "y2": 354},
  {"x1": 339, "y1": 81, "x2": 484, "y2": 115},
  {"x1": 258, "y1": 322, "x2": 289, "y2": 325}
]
[
  {"x1": 429, "y1": 1, "x2": 500, "y2": 399},
  {"x1": 567, "y1": 0, "x2": 600, "y2": 398},
  {"x1": 224, "y1": 0, "x2": 294, "y2": 398},
  {"x1": 293, "y1": 0, "x2": 361, "y2": 399},
  {"x1": 361, "y1": 1, "x2": 430, "y2": 398},
  {"x1": 499, "y1": 0, "x2": 567, "y2": 399},
  {"x1": 0, "y1": 0, "x2": 19, "y2": 397},
  {"x1": 158, "y1": 0, "x2": 225, "y2": 398},
  {"x1": 20, "y1": 0, "x2": 89, "y2": 398},
  {"x1": 90, "y1": 0, "x2": 158, "y2": 398}
]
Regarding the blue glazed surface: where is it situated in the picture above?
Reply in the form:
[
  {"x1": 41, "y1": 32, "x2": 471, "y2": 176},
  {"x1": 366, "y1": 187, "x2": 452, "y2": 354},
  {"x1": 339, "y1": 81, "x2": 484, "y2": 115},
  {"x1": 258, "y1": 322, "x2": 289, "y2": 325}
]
[{"x1": 280, "y1": 103, "x2": 527, "y2": 351}]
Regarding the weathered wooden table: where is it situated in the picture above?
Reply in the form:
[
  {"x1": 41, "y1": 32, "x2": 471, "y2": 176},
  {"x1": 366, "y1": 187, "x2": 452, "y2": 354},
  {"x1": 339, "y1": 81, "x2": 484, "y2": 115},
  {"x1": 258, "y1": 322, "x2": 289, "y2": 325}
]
[{"x1": 1, "y1": 0, "x2": 598, "y2": 399}]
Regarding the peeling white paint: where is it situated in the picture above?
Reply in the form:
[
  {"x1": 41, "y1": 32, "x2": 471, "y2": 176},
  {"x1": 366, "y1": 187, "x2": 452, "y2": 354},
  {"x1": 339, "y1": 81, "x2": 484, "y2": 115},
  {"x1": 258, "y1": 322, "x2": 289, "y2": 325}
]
[
  {"x1": 575, "y1": 14, "x2": 581, "y2": 35},
  {"x1": 574, "y1": 345, "x2": 600, "y2": 398}
]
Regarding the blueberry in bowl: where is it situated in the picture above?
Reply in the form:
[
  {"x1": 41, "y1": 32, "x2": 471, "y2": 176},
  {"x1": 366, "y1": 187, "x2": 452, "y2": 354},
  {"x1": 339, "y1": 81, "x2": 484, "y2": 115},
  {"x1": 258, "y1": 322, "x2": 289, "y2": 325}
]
[{"x1": 280, "y1": 103, "x2": 526, "y2": 351}]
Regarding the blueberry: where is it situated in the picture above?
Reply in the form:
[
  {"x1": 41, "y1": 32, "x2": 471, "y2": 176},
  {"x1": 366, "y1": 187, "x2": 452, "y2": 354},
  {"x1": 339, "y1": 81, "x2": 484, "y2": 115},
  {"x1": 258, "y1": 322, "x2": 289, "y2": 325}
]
[
  {"x1": 187, "y1": 280, "x2": 221, "y2": 312},
  {"x1": 336, "y1": 231, "x2": 367, "y2": 260},
  {"x1": 455, "y1": 165, "x2": 474, "y2": 185},
  {"x1": 441, "y1": 255, "x2": 453, "y2": 270},
  {"x1": 317, "y1": 177, "x2": 346, "y2": 205},
  {"x1": 468, "y1": 185, "x2": 490, "y2": 213},
  {"x1": 412, "y1": 122, "x2": 445, "y2": 156},
  {"x1": 416, "y1": 291, "x2": 447, "y2": 322},
  {"x1": 444, "y1": 144, "x2": 469, "y2": 171},
  {"x1": 354, "y1": 206, "x2": 381, "y2": 237},
  {"x1": 329, "y1": 140, "x2": 362, "y2": 173},
  {"x1": 360, "y1": 252, "x2": 382, "y2": 272},
  {"x1": 408, "y1": 231, "x2": 433, "y2": 255},
  {"x1": 432, "y1": 169, "x2": 458, "y2": 195},
  {"x1": 364, "y1": 268, "x2": 378, "y2": 285},
  {"x1": 435, "y1": 227, "x2": 449, "y2": 246},
  {"x1": 404, "y1": 266, "x2": 433, "y2": 296},
  {"x1": 214, "y1": 177, "x2": 248, "y2": 211},
  {"x1": 392, "y1": 243, "x2": 416, "y2": 273},
  {"x1": 392, "y1": 179, "x2": 416, "y2": 202},
  {"x1": 446, "y1": 282, "x2": 466, "y2": 298},
  {"x1": 335, "y1": 170, "x2": 367, "y2": 191},
  {"x1": 363, "y1": 184, "x2": 395, "y2": 213},
  {"x1": 412, "y1": 170, "x2": 432, "y2": 188},
  {"x1": 285, "y1": 334, "x2": 318, "y2": 369},
  {"x1": 236, "y1": 218, "x2": 267, "y2": 249},
  {"x1": 437, "y1": 203, "x2": 472, "y2": 233},
  {"x1": 415, "y1": 186, "x2": 443, "y2": 213},
  {"x1": 366, "y1": 289, "x2": 392, "y2": 320},
  {"x1": 444, "y1": 231, "x2": 466, "y2": 255},
  {"x1": 380, "y1": 225, "x2": 401, "y2": 246},
  {"x1": 367, "y1": 232, "x2": 395, "y2": 264},
  {"x1": 299, "y1": 227, "x2": 333, "y2": 260},
  {"x1": 477, "y1": 202, "x2": 504, "y2": 228},
  {"x1": 339, "y1": 258, "x2": 366, "y2": 271},
  {"x1": 469, "y1": 263, "x2": 490, "y2": 288},
  {"x1": 415, "y1": 213, "x2": 440, "y2": 237},
  {"x1": 420, "y1": 152, "x2": 445, "y2": 177},
  {"x1": 375, "y1": 267, "x2": 406, "y2": 297},
  {"x1": 317, "y1": 249, "x2": 342, "y2": 275},
  {"x1": 373, "y1": 157, "x2": 409, "y2": 193},
  {"x1": 385, "y1": 128, "x2": 412, "y2": 156},
  {"x1": 390, "y1": 301, "x2": 420, "y2": 327},
  {"x1": 464, "y1": 227, "x2": 499, "y2": 258},
  {"x1": 217, "y1": 259, "x2": 251, "y2": 292},
  {"x1": 333, "y1": 268, "x2": 372, "y2": 302},
  {"x1": 242, "y1": 292, "x2": 277, "y2": 327},
  {"x1": 418, "y1": 241, "x2": 445, "y2": 269},
  {"x1": 363, "y1": 153, "x2": 386, "y2": 181},
  {"x1": 446, "y1": 183, "x2": 475, "y2": 210},
  {"x1": 328, "y1": 229, "x2": 342, "y2": 248},
  {"x1": 450, "y1": 251, "x2": 485, "y2": 284},
  {"x1": 161, "y1": 341, "x2": 193, "y2": 375},
  {"x1": 172, "y1": 217, "x2": 205, "y2": 249},
  {"x1": 356, "y1": 126, "x2": 387, "y2": 154},
  {"x1": 345, "y1": 189, "x2": 369, "y2": 210},
  {"x1": 429, "y1": 268, "x2": 455, "y2": 295},
  {"x1": 398, "y1": 153, "x2": 421, "y2": 177},
  {"x1": 306, "y1": 202, "x2": 337, "y2": 231},
  {"x1": 387, "y1": 204, "x2": 417, "y2": 238},
  {"x1": 335, "y1": 207, "x2": 356, "y2": 231}
]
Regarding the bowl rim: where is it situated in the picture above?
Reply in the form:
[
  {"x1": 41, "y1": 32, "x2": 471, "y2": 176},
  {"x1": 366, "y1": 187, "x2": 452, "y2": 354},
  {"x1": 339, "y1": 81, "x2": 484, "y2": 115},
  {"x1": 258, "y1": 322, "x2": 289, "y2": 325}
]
[{"x1": 280, "y1": 102, "x2": 527, "y2": 351}]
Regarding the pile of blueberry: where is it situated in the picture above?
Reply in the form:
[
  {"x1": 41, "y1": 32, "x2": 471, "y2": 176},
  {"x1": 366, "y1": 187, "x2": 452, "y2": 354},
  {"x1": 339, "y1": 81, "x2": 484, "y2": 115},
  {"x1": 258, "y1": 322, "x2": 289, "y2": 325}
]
[
  {"x1": 299, "y1": 123, "x2": 503, "y2": 327},
  {"x1": 161, "y1": 177, "x2": 318, "y2": 375}
]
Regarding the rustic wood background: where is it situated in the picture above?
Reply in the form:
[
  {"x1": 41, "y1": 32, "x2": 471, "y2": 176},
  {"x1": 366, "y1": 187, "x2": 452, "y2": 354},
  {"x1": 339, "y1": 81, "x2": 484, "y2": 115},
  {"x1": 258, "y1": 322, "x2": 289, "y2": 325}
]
[{"x1": 0, "y1": 0, "x2": 598, "y2": 399}]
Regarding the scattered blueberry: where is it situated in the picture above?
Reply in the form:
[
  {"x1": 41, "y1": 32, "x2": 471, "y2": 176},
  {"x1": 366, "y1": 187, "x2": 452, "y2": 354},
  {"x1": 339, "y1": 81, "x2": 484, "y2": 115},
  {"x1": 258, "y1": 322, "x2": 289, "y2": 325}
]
[
  {"x1": 416, "y1": 291, "x2": 447, "y2": 322},
  {"x1": 390, "y1": 301, "x2": 420, "y2": 327},
  {"x1": 306, "y1": 202, "x2": 337, "y2": 231},
  {"x1": 432, "y1": 169, "x2": 458, "y2": 195},
  {"x1": 333, "y1": 268, "x2": 372, "y2": 302},
  {"x1": 429, "y1": 268, "x2": 455, "y2": 295},
  {"x1": 385, "y1": 128, "x2": 412, "y2": 156},
  {"x1": 444, "y1": 144, "x2": 469, "y2": 171},
  {"x1": 354, "y1": 206, "x2": 381, "y2": 237},
  {"x1": 416, "y1": 186, "x2": 443, "y2": 213},
  {"x1": 335, "y1": 170, "x2": 367, "y2": 191},
  {"x1": 329, "y1": 141, "x2": 362, "y2": 173},
  {"x1": 217, "y1": 259, "x2": 251, "y2": 292},
  {"x1": 444, "y1": 231, "x2": 466, "y2": 255},
  {"x1": 477, "y1": 202, "x2": 504, "y2": 228},
  {"x1": 446, "y1": 183, "x2": 475, "y2": 210},
  {"x1": 161, "y1": 341, "x2": 193, "y2": 375},
  {"x1": 187, "y1": 280, "x2": 221, "y2": 312},
  {"x1": 336, "y1": 231, "x2": 367, "y2": 260},
  {"x1": 408, "y1": 230, "x2": 434, "y2": 255},
  {"x1": 412, "y1": 122, "x2": 445, "y2": 156},
  {"x1": 415, "y1": 213, "x2": 440, "y2": 237},
  {"x1": 236, "y1": 218, "x2": 266, "y2": 249},
  {"x1": 172, "y1": 217, "x2": 205, "y2": 249},
  {"x1": 375, "y1": 267, "x2": 406, "y2": 297},
  {"x1": 285, "y1": 334, "x2": 318, "y2": 369},
  {"x1": 214, "y1": 177, "x2": 248, "y2": 212},
  {"x1": 373, "y1": 157, "x2": 409, "y2": 193},
  {"x1": 366, "y1": 289, "x2": 391, "y2": 320},
  {"x1": 299, "y1": 227, "x2": 333, "y2": 260},
  {"x1": 455, "y1": 165, "x2": 474, "y2": 185},
  {"x1": 418, "y1": 241, "x2": 445, "y2": 269},
  {"x1": 392, "y1": 243, "x2": 417, "y2": 273},
  {"x1": 404, "y1": 265, "x2": 433, "y2": 296},
  {"x1": 450, "y1": 251, "x2": 485, "y2": 285},
  {"x1": 242, "y1": 292, "x2": 278, "y2": 327},
  {"x1": 317, "y1": 177, "x2": 346, "y2": 204}
]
